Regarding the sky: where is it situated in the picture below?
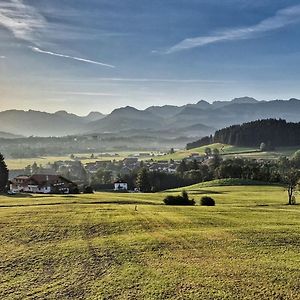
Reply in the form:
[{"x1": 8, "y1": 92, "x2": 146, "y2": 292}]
[{"x1": 1, "y1": 0, "x2": 300, "y2": 115}]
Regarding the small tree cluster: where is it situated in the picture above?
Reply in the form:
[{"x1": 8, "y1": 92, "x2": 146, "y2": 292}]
[{"x1": 164, "y1": 191, "x2": 195, "y2": 206}]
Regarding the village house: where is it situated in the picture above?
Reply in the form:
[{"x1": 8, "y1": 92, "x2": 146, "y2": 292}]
[
  {"x1": 85, "y1": 161, "x2": 112, "y2": 174},
  {"x1": 11, "y1": 174, "x2": 78, "y2": 194},
  {"x1": 114, "y1": 180, "x2": 128, "y2": 191}
]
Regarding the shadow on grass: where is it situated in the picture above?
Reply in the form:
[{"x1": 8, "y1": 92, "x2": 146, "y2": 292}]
[
  {"x1": 2, "y1": 193, "x2": 35, "y2": 198},
  {"x1": 189, "y1": 190, "x2": 225, "y2": 195},
  {"x1": 0, "y1": 200, "x2": 159, "y2": 208}
]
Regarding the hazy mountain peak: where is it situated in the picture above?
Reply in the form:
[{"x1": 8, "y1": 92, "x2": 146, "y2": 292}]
[
  {"x1": 194, "y1": 100, "x2": 211, "y2": 109},
  {"x1": 289, "y1": 98, "x2": 300, "y2": 102},
  {"x1": 231, "y1": 97, "x2": 258, "y2": 104},
  {"x1": 85, "y1": 111, "x2": 105, "y2": 122},
  {"x1": 111, "y1": 106, "x2": 140, "y2": 115},
  {"x1": 196, "y1": 100, "x2": 210, "y2": 105},
  {"x1": 54, "y1": 110, "x2": 70, "y2": 116}
]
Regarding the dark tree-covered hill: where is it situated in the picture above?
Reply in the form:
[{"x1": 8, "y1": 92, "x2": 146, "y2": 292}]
[{"x1": 187, "y1": 119, "x2": 300, "y2": 149}]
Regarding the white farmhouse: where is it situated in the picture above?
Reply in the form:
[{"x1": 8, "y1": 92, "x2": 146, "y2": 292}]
[{"x1": 114, "y1": 180, "x2": 128, "y2": 191}]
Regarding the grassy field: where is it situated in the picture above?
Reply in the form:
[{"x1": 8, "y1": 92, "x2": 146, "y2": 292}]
[
  {"x1": 1, "y1": 182, "x2": 300, "y2": 299},
  {"x1": 153, "y1": 143, "x2": 250, "y2": 161},
  {"x1": 154, "y1": 143, "x2": 300, "y2": 161},
  {"x1": 6, "y1": 145, "x2": 299, "y2": 170}
]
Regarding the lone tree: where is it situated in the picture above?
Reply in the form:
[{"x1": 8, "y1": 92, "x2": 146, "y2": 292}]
[
  {"x1": 204, "y1": 147, "x2": 212, "y2": 157},
  {"x1": 0, "y1": 153, "x2": 8, "y2": 192},
  {"x1": 282, "y1": 169, "x2": 300, "y2": 205}
]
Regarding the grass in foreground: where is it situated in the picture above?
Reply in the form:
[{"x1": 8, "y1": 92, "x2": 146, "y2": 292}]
[{"x1": 0, "y1": 184, "x2": 300, "y2": 299}]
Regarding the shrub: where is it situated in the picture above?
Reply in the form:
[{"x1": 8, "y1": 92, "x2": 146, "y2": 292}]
[
  {"x1": 83, "y1": 186, "x2": 94, "y2": 194},
  {"x1": 200, "y1": 196, "x2": 215, "y2": 206},
  {"x1": 164, "y1": 191, "x2": 195, "y2": 206}
]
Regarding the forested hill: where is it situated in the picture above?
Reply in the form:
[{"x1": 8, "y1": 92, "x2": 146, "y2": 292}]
[{"x1": 187, "y1": 119, "x2": 300, "y2": 149}]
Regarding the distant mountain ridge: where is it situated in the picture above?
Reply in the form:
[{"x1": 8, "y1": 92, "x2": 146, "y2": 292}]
[
  {"x1": 0, "y1": 97, "x2": 299, "y2": 138},
  {"x1": 0, "y1": 109, "x2": 105, "y2": 137},
  {"x1": 0, "y1": 131, "x2": 23, "y2": 139}
]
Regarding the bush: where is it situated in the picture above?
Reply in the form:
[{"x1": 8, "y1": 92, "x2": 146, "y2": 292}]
[
  {"x1": 83, "y1": 186, "x2": 94, "y2": 194},
  {"x1": 200, "y1": 196, "x2": 215, "y2": 206},
  {"x1": 164, "y1": 191, "x2": 195, "y2": 206}
]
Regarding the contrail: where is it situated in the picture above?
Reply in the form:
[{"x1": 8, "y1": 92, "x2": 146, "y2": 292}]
[
  {"x1": 30, "y1": 46, "x2": 115, "y2": 68},
  {"x1": 163, "y1": 4, "x2": 300, "y2": 53}
]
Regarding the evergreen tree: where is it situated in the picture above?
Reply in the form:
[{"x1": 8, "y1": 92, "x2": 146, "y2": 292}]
[
  {"x1": 177, "y1": 160, "x2": 188, "y2": 174},
  {"x1": 0, "y1": 153, "x2": 8, "y2": 192},
  {"x1": 136, "y1": 168, "x2": 151, "y2": 192}
]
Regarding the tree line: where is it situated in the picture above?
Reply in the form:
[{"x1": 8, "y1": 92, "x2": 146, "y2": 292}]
[
  {"x1": 106, "y1": 150, "x2": 300, "y2": 203},
  {"x1": 187, "y1": 119, "x2": 300, "y2": 149}
]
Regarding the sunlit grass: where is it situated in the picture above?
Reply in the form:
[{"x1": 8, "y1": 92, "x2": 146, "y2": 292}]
[{"x1": 0, "y1": 183, "x2": 300, "y2": 299}]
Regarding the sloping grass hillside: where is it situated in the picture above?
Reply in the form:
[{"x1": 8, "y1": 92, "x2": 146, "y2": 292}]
[
  {"x1": 154, "y1": 143, "x2": 258, "y2": 161},
  {"x1": 0, "y1": 184, "x2": 299, "y2": 299}
]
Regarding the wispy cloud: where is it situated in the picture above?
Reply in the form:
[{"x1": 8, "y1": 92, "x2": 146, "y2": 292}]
[
  {"x1": 164, "y1": 5, "x2": 300, "y2": 53},
  {"x1": 94, "y1": 77, "x2": 226, "y2": 83},
  {"x1": 30, "y1": 47, "x2": 115, "y2": 68},
  {"x1": 0, "y1": 1, "x2": 115, "y2": 68},
  {"x1": 0, "y1": 55, "x2": 5, "y2": 59},
  {"x1": 0, "y1": 0, "x2": 46, "y2": 43},
  {"x1": 53, "y1": 92, "x2": 120, "y2": 97}
]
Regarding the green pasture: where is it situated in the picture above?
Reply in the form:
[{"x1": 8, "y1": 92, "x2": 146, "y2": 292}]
[
  {"x1": 155, "y1": 143, "x2": 299, "y2": 161},
  {"x1": 1, "y1": 182, "x2": 300, "y2": 299}
]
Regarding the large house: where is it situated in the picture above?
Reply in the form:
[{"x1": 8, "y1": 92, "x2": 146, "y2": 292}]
[{"x1": 10, "y1": 174, "x2": 78, "y2": 194}]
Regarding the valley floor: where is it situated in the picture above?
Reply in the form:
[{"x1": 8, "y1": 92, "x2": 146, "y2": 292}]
[{"x1": 0, "y1": 185, "x2": 299, "y2": 299}]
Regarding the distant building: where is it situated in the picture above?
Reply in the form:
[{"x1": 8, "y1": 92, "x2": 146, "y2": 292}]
[
  {"x1": 114, "y1": 180, "x2": 128, "y2": 191},
  {"x1": 10, "y1": 174, "x2": 78, "y2": 194},
  {"x1": 190, "y1": 153, "x2": 200, "y2": 158},
  {"x1": 123, "y1": 157, "x2": 139, "y2": 166}
]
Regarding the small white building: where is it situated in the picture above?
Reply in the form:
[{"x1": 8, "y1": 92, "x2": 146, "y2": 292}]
[{"x1": 114, "y1": 181, "x2": 128, "y2": 191}]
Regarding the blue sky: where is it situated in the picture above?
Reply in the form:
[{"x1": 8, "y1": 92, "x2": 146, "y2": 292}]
[{"x1": 1, "y1": 0, "x2": 300, "y2": 114}]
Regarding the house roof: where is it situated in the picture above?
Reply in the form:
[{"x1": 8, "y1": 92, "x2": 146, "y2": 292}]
[
  {"x1": 31, "y1": 174, "x2": 75, "y2": 185},
  {"x1": 114, "y1": 180, "x2": 127, "y2": 184},
  {"x1": 12, "y1": 174, "x2": 76, "y2": 187},
  {"x1": 14, "y1": 175, "x2": 30, "y2": 180}
]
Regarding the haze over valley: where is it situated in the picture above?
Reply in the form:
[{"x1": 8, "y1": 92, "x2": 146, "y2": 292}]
[{"x1": 1, "y1": 97, "x2": 299, "y2": 139}]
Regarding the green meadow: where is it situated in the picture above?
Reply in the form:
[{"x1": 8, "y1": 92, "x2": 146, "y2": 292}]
[
  {"x1": 154, "y1": 144, "x2": 299, "y2": 161},
  {"x1": 1, "y1": 182, "x2": 300, "y2": 299}
]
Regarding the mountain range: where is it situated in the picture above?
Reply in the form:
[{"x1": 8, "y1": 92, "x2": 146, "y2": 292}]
[{"x1": 1, "y1": 97, "x2": 300, "y2": 138}]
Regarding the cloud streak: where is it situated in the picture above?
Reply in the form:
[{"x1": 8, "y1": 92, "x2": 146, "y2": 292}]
[
  {"x1": 164, "y1": 5, "x2": 300, "y2": 53},
  {"x1": 0, "y1": 0, "x2": 46, "y2": 42},
  {"x1": 0, "y1": 1, "x2": 115, "y2": 68},
  {"x1": 0, "y1": 56, "x2": 5, "y2": 59},
  {"x1": 94, "y1": 77, "x2": 225, "y2": 83},
  {"x1": 30, "y1": 47, "x2": 115, "y2": 68},
  {"x1": 54, "y1": 92, "x2": 120, "y2": 97}
]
